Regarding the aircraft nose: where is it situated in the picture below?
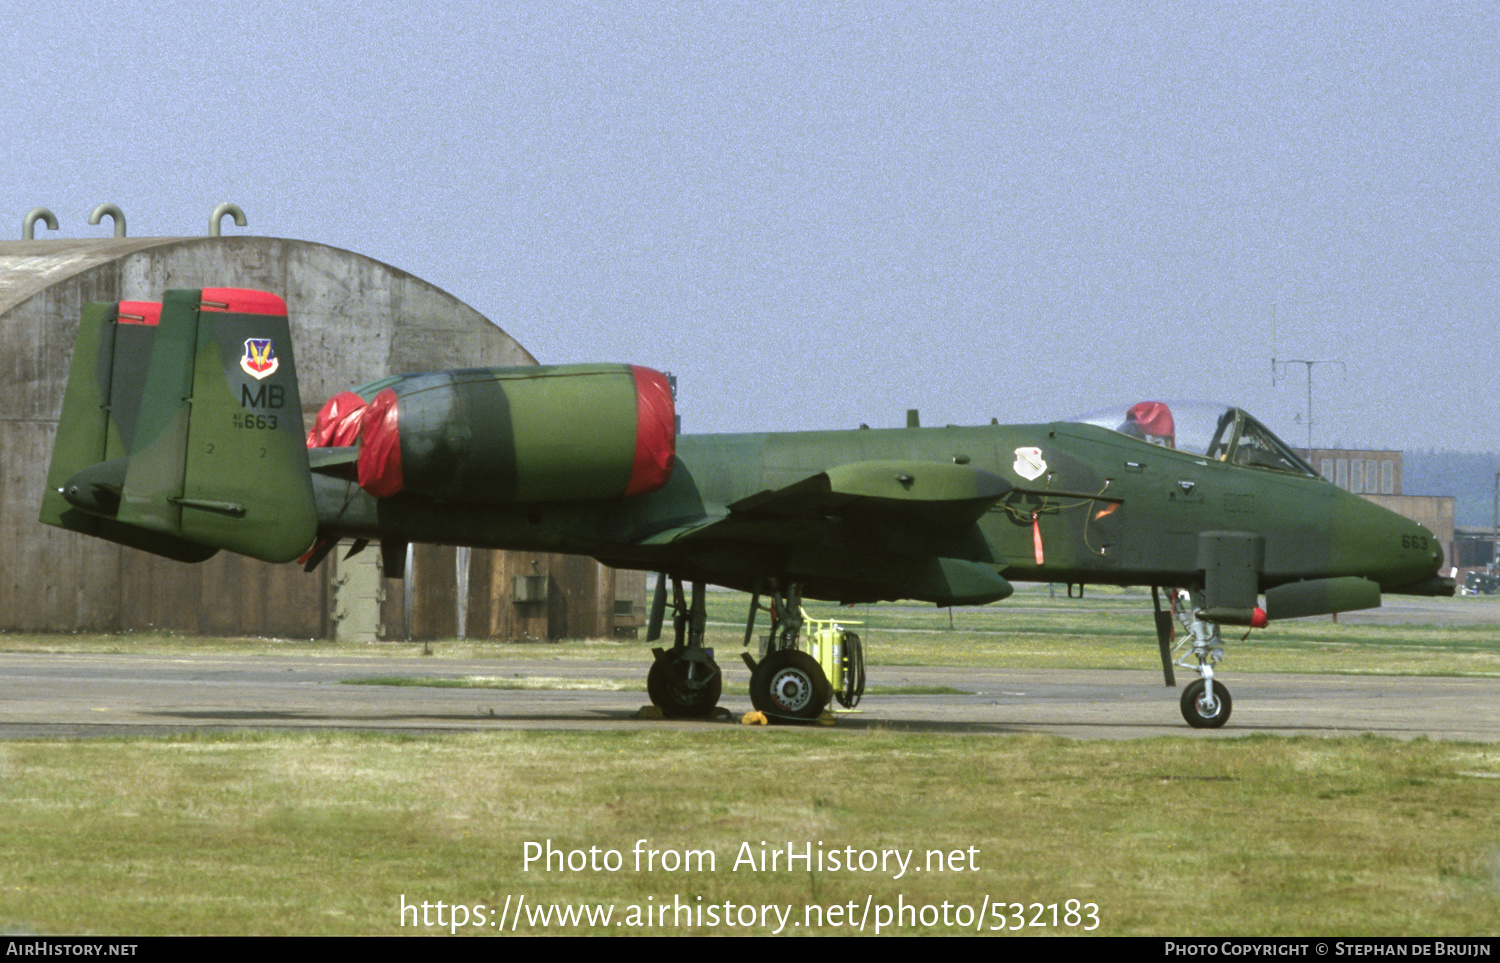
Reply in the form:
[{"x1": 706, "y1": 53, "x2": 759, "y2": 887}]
[
  {"x1": 1405, "y1": 519, "x2": 1443, "y2": 576},
  {"x1": 1385, "y1": 516, "x2": 1454, "y2": 596},
  {"x1": 1336, "y1": 492, "x2": 1447, "y2": 591}
]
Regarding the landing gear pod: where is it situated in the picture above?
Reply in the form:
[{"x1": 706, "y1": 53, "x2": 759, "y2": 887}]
[{"x1": 341, "y1": 364, "x2": 675, "y2": 504}]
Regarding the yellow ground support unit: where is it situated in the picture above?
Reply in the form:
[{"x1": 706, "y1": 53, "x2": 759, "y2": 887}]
[{"x1": 801, "y1": 609, "x2": 866, "y2": 710}]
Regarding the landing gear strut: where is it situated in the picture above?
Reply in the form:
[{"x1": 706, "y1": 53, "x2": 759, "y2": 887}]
[
  {"x1": 645, "y1": 575, "x2": 721, "y2": 718},
  {"x1": 740, "y1": 579, "x2": 836, "y2": 723},
  {"x1": 1171, "y1": 588, "x2": 1232, "y2": 728}
]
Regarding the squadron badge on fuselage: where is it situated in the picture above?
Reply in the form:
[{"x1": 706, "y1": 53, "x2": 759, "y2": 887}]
[{"x1": 1013, "y1": 446, "x2": 1047, "y2": 481}]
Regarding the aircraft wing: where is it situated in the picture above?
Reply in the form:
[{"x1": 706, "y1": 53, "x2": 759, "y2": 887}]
[
  {"x1": 636, "y1": 459, "x2": 1014, "y2": 605},
  {"x1": 727, "y1": 459, "x2": 1009, "y2": 525}
]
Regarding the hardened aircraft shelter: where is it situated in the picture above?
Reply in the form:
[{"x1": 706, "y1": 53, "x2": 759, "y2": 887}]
[{"x1": 1, "y1": 223, "x2": 643, "y2": 641}]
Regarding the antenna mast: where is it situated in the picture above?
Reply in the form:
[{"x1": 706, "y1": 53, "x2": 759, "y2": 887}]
[{"x1": 1275, "y1": 358, "x2": 1345, "y2": 450}]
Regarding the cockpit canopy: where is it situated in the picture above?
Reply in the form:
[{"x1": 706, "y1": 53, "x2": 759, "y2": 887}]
[{"x1": 1068, "y1": 401, "x2": 1318, "y2": 477}]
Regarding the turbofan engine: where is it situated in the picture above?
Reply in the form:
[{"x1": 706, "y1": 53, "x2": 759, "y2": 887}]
[{"x1": 308, "y1": 364, "x2": 676, "y2": 504}]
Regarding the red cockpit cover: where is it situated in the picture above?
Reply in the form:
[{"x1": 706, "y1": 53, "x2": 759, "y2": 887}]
[
  {"x1": 1127, "y1": 400, "x2": 1175, "y2": 443},
  {"x1": 624, "y1": 366, "x2": 676, "y2": 497},
  {"x1": 356, "y1": 388, "x2": 405, "y2": 498}
]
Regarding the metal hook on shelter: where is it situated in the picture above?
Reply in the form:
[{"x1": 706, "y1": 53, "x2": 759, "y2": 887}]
[
  {"x1": 209, "y1": 203, "x2": 247, "y2": 236},
  {"x1": 88, "y1": 204, "x2": 127, "y2": 238},
  {"x1": 22, "y1": 208, "x2": 58, "y2": 240}
]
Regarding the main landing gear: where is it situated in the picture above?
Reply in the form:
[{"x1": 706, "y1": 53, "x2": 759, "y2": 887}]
[
  {"x1": 740, "y1": 581, "x2": 828, "y2": 722},
  {"x1": 1161, "y1": 587, "x2": 1232, "y2": 729},
  {"x1": 738, "y1": 580, "x2": 864, "y2": 723},
  {"x1": 642, "y1": 575, "x2": 857, "y2": 723},
  {"x1": 644, "y1": 576, "x2": 722, "y2": 718},
  {"x1": 750, "y1": 650, "x2": 830, "y2": 722}
]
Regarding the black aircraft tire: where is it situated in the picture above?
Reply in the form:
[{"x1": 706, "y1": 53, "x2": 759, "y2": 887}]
[
  {"x1": 647, "y1": 652, "x2": 722, "y2": 718},
  {"x1": 750, "y1": 650, "x2": 831, "y2": 723},
  {"x1": 1180, "y1": 679, "x2": 1232, "y2": 729},
  {"x1": 836, "y1": 632, "x2": 865, "y2": 710}
]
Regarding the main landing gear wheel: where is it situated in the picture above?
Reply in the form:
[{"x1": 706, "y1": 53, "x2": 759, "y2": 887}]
[
  {"x1": 750, "y1": 650, "x2": 831, "y2": 723},
  {"x1": 1180, "y1": 678, "x2": 1232, "y2": 729},
  {"x1": 647, "y1": 650, "x2": 721, "y2": 718}
]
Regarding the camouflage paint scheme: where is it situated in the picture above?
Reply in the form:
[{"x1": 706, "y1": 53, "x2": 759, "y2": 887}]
[
  {"x1": 43, "y1": 288, "x2": 1451, "y2": 726},
  {"x1": 317, "y1": 416, "x2": 1445, "y2": 613},
  {"x1": 43, "y1": 289, "x2": 315, "y2": 564}
]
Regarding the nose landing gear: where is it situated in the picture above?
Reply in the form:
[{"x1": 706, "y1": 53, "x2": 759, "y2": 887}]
[
  {"x1": 1180, "y1": 678, "x2": 1232, "y2": 728},
  {"x1": 1171, "y1": 588, "x2": 1232, "y2": 729}
]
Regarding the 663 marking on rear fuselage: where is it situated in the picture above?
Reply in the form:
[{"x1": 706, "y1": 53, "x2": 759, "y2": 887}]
[{"x1": 232, "y1": 412, "x2": 280, "y2": 430}]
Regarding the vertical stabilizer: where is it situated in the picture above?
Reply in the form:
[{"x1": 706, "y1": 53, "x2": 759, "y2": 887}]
[
  {"x1": 116, "y1": 288, "x2": 317, "y2": 563},
  {"x1": 40, "y1": 300, "x2": 118, "y2": 533},
  {"x1": 41, "y1": 299, "x2": 218, "y2": 561}
]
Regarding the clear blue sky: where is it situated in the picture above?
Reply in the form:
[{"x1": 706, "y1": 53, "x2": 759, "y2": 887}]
[{"x1": 3, "y1": 1, "x2": 1495, "y2": 451}]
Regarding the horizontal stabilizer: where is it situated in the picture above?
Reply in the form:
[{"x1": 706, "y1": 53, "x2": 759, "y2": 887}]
[{"x1": 308, "y1": 446, "x2": 360, "y2": 480}]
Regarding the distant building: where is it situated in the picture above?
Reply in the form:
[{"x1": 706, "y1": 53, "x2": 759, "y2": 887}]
[
  {"x1": 1303, "y1": 448, "x2": 1402, "y2": 495},
  {"x1": 1, "y1": 233, "x2": 645, "y2": 641},
  {"x1": 1453, "y1": 528, "x2": 1496, "y2": 567}
]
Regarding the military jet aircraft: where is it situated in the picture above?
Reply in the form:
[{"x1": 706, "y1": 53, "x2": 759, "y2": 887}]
[{"x1": 41, "y1": 288, "x2": 1452, "y2": 728}]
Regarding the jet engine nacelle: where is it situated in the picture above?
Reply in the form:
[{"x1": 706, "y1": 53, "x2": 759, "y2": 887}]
[{"x1": 312, "y1": 364, "x2": 676, "y2": 505}]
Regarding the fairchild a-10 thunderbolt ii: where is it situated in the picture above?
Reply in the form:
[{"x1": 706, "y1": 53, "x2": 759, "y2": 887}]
[{"x1": 42, "y1": 288, "x2": 1453, "y2": 727}]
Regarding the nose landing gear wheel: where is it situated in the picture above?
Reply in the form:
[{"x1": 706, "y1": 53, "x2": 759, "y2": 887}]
[
  {"x1": 750, "y1": 650, "x2": 831, "y2": 723},
  {"x1": 1180, "y1": 678, "x2": 1232, "y2": 729}
]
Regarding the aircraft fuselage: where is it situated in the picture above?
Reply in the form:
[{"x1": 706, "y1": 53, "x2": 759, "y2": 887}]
[{"x1": 313, "y1": 420, "x2": 1443, "y2": 606}]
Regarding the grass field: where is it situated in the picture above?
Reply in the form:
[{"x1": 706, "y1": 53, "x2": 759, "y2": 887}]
[
  {"x1": 0, "y1": 732, "x2": 1496, "y2": 936},
  {"x1": 1, "y1": 590, "x2": 1497, "y2": 936},
  {"x1": 7, "y1": 587, "x2": 1498, "y2": 678}
]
